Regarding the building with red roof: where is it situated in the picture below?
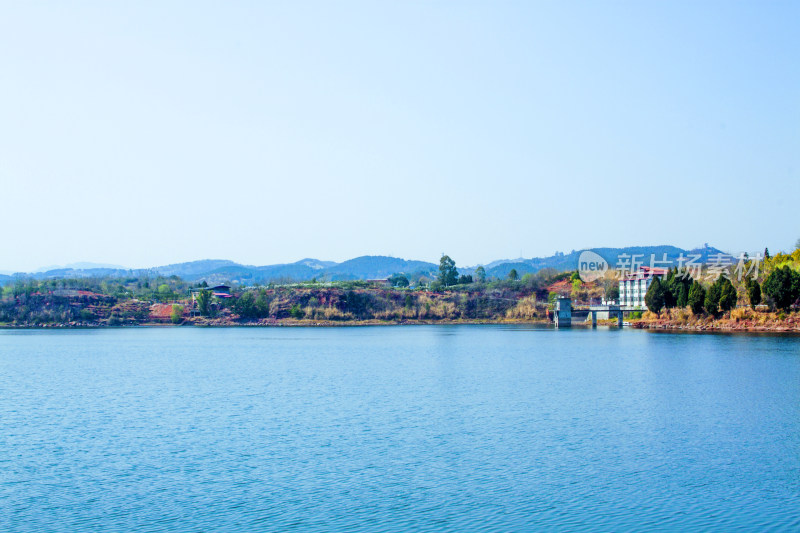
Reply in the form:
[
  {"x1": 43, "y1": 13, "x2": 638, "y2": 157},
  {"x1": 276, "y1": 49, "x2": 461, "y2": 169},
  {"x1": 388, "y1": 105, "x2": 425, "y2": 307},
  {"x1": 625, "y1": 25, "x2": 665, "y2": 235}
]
[{"x1": 619, "y1": 266, "x2": 669, "y2": 309}]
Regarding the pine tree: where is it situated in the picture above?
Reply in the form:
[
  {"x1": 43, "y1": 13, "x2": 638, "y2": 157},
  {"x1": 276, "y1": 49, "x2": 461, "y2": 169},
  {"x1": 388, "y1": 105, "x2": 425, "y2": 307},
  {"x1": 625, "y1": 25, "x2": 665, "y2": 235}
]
[
  {"x1": 662, "y1": 268, "x2": 678, "y2": 308},
  {"x1": 763, "y1": 266, "x2": 800, "y2": 311},
  {"x1": 644, "y1": 278, "x2": 665, "y2": 314},
  {"x1": 677, "y1": 282, "x2": 689, "y2": 308},
  {"x1": 704, "y1": 277, "x2": 722, "y2": 316},
  {"x1": 746, "y1": 278, "x2": 761, "y2": 309},
  {"x1": 688, "y1": 281, "x2": 706, "y2": 315},
  {"x1": 718, "y1": 277, "x2": 737, "y2": 313}
]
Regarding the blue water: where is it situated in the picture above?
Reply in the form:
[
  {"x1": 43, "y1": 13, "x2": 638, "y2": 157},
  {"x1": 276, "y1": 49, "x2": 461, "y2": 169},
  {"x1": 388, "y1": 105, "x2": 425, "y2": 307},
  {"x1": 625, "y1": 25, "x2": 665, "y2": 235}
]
[{"x1": 1, "y1": 326, "x2": 799, "y2": 531}]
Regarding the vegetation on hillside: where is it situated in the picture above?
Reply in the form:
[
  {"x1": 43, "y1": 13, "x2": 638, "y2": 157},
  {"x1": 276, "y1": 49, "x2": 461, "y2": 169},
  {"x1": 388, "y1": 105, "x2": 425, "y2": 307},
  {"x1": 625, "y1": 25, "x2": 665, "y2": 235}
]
[
  {"x1": 3, "y1": 245, "x2": 799, "y2": 328},
  {"x1": 0, "y1": 255, "x2": 573, "y2": 326}
]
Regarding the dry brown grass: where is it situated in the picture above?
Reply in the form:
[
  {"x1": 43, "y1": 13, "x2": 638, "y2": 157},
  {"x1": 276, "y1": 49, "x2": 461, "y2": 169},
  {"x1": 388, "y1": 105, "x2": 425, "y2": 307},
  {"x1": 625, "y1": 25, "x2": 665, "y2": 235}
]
[
  {"x1": 505, "y1": 296, "x2": 538, "y2": 319},
  {"x1": 730, "y1": 307, "x2": 752, "y2": 321}
]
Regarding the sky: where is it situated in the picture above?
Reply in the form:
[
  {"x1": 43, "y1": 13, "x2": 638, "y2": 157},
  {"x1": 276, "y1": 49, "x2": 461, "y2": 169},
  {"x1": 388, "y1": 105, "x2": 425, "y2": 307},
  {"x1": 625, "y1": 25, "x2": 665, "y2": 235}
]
[{"x1": 1, "y1": 1, "x2": 798, "y2": 272}]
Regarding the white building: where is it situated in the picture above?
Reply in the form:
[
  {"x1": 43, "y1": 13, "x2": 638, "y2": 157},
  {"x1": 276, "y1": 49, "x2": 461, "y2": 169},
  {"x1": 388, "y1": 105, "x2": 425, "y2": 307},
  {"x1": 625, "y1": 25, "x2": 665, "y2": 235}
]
[{"x1": 619, "y1": 266, "x2": 668, "y2": 309}]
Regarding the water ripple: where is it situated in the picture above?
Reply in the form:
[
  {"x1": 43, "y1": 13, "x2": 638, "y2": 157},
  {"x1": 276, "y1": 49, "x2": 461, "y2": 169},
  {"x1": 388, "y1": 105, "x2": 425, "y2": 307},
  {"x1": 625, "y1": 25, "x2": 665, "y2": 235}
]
[{"x1": 1, "y1": 326, "x2": 799, "y2": 531}]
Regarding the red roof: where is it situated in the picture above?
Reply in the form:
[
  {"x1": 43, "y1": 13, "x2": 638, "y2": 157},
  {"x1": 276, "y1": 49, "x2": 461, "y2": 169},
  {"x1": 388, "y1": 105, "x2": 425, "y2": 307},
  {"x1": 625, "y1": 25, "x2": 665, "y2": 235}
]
[{"x1": 621, "y1": 266, "x2": 669, "y2": 281}]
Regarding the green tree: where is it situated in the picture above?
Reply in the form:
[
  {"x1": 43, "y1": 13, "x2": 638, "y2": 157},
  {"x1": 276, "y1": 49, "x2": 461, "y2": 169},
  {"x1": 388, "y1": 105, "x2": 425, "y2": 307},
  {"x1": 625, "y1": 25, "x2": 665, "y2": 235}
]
[
  {"x1": 764, "y1": 247, "x2": 770, "y2": 259},
  {"x1": 677, "y1": 281, "x2": 689, "y2": 308},
  {"x1": 170, "y1": 304, "x2": 184, "y2": 324},
  {"x1": 704, "y1": 278, "x2": 722, "y2": 316},
  {"x1": 606, "y1": 283, "x2": 620, "y2": 301},
  {"x1": 746, "y1": 278, "x2": 762, "y2": 309},
  {"x1": 438, "y1": 255, "x2": 458, "y2": 287},
  {"x1": 547, "y1": 291, "x2": 558, "y2": 309},
  {"x1": 255, "y1": 293, "x2": 270, "y2": 317},
  {"x1": 289, "y1": 304, "x2": 305, "y2": 319},
  {"x1": 718, "y1": 277, "x2": 737, "y2": 313},
  {"x1": 644, "y1": 277, "x2": 665, "y2": 314},
  {"x1": 662, "y1": 269, "x2": 677, "y2": 308},
  {"x1": 458, "y1": 274, "x2": 473, "y2": 284},
  {"x1": 196, "y1": 288, "x2": 212, "y2": 317},
  {"x1": 570, "y1": 278, "x2": 582, "y2": 299},
  {"x1": 388, "y1": 273, "x2": 410, "y2": 287},
  {"x1": 508, "y1": 269, "x2": 519, "y2": 281},
  {"x1": 156, "y1": 283, "x2": 173, "y2": 302},
  {"x1": 474, "y1": 266, "x2": 486, "y2": 283},
  {"x1": 235, "y1": 291, "x2": 257, "y2": 318},
  {"x1": 688, "y1": 281, "x2": 706, "y2": 315},
  {"x1": 762, "y1": 266, "x2": 800, "y2": 311}
]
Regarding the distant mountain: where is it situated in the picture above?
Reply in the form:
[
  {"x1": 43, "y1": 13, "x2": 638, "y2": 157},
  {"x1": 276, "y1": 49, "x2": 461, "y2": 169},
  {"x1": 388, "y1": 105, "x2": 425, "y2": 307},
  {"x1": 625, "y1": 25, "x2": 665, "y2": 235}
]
[
  {"x1": 294, "y1": 258, "x2": 337, "y2": 270},
  {"x1": 34, "y1": 262, "x2": 127, "y2": 272},
  {"x1": 322, "y1": 256, "x2": 437, "y2": 281},
  {"x1": 482, "y1": 257, "x2": 528, "y2": 270},
  {"x1": 33, "y1": 267, "x2": 131, "y2": 278},
  {"x1": 139, "y1": 256, "x2": 437, "y2": 284},
  {"x1": 0, "y1": 245, "x2": 732, "y2": 286},
  {"x1": 196, "y1": 262, "x2": 322, "y2": 285},
  {"x1": 145, "y1": 259, "x2": 239, "y2": 278}
]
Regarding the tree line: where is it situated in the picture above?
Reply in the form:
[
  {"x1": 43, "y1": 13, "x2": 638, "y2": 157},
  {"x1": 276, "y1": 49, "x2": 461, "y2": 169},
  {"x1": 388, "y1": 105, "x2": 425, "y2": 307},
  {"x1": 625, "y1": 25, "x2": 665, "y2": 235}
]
[{"x1": 644, "y1": 264, "x2": 800, "y2": 316}]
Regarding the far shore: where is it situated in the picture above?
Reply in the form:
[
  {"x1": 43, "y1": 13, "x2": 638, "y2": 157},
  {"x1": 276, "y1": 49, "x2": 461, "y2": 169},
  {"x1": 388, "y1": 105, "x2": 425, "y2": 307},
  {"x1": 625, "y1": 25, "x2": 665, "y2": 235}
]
[
  {"x1": 3, "y1": 314, "x2": 800, "y2": 333},
  {"x1": 0, "y1": 318, "x2": 551, "y2": 329}
]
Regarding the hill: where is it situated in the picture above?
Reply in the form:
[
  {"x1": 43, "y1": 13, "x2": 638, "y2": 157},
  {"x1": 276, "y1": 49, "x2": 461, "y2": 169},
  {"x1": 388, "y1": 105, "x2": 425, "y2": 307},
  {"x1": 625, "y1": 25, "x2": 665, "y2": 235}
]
[
  {"x1": 1, "y1": 245, "x2": 730, "y2": 285},
  {"x1": 322, "y1": 256, "x2": 437, "y2": 281}
]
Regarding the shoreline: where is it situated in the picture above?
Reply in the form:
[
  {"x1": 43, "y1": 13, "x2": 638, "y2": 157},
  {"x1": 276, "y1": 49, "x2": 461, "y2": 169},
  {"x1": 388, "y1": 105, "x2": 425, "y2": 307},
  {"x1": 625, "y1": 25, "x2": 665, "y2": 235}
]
[
  {"x1": 630, "y1": 321, "x2": 800, "y2": 333},
  {"x1": 628, "y1": 308, "x2": 800, "y2": 333},
  {"x1": 3, "y1": 317, "x2": 800, "y2": 334},
  {"x1": 0, "y1": 318, "x2": 552, "y2": 329}
]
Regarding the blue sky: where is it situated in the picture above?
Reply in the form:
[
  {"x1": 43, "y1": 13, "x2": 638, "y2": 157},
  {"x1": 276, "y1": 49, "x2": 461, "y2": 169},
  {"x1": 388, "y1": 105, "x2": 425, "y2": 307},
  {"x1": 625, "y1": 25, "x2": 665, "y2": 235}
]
[{"x1": 1, "y1": 1, "x2": 798, "y2": 271}]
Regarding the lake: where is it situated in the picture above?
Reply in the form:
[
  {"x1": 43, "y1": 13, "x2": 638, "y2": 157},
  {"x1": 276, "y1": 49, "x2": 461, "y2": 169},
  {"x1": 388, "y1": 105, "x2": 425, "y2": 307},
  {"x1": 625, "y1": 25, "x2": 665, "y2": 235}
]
[{"x1": 1, "y1": 325, "x2": 799, "y2": 531}]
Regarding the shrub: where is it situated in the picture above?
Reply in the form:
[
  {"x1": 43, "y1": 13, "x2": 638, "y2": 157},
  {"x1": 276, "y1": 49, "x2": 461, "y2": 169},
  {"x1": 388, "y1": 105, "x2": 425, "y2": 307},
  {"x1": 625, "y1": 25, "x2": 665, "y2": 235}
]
[
  {"x1": 170, "y1": 305, "x2": 184, "y2": 324},
  {"x1": 505, "y1": 296, "x2": 538, "y2": 319},
  {"x1": 731, "y1": 307, "x2": 751, "y2": 321},
  {"x1": 289, "y1": 304, "x2": 305, "y2": 319}
]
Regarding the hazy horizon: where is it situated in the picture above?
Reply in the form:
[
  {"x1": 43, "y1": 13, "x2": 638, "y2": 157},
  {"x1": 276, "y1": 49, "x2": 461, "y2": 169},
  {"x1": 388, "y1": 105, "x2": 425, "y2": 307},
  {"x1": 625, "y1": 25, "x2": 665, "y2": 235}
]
[
  {"x1": 2, "y1": 2, "x2": 798, "y2": 272},
  {"x1": 0, "y1": 242, "x2": 771, "y2": 275}
]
